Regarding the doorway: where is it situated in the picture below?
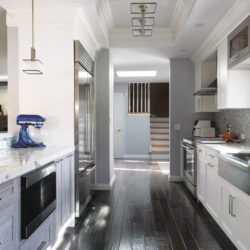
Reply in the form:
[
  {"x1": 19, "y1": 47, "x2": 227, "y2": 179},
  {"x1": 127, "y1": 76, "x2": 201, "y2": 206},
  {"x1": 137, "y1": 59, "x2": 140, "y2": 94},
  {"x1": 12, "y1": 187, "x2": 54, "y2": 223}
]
[{"x1": 114, "y1": 93, "x2": 125, "y2": 158}]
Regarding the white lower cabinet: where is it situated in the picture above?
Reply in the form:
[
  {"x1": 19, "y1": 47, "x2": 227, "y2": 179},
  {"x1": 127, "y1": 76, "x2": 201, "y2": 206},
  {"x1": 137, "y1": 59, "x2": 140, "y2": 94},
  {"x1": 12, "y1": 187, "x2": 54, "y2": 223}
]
[
  {"x1": 197, "y1": 158, "x2": 206, "y2": 203},
  {"x1": 197, "y1": 145, "x2": 250, "y2": 250},
  {"x1": 237, "y1": 199, "x2": 250, "y2": 249},
  {"x1": 205, "y1": 162, "x2": 221, "y2": 221},
  {"x1": 221, "y1": 186, "x2": 237, "y2": 239}
]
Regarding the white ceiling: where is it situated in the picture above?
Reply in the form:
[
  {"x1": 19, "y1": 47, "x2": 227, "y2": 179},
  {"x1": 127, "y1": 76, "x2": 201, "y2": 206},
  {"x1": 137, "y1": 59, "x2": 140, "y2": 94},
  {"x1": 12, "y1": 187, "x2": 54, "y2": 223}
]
[{"x1": 109, "y1": 0, "x2": 237, "y2": 84}]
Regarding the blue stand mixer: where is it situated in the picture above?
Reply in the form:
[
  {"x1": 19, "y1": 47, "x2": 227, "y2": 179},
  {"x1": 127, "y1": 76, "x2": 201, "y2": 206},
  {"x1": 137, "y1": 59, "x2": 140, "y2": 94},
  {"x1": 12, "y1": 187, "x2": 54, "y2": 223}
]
[{"x1": 12, "y1": 115, "x2": 46, "y2": 148}]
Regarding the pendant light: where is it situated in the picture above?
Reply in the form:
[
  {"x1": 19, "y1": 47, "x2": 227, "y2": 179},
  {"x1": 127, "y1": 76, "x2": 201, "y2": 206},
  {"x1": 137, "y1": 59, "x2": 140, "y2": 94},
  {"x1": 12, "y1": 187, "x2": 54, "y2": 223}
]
[{"x1": 23, "y1": 0, "x2": 43, "y2": 75}]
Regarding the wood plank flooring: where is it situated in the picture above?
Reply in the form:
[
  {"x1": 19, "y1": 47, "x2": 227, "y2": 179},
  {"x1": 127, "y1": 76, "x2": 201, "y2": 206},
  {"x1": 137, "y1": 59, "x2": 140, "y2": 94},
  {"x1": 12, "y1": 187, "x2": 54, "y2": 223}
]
[{"x1": 56, "y1": 159, "x2": 236, "y2": 250}]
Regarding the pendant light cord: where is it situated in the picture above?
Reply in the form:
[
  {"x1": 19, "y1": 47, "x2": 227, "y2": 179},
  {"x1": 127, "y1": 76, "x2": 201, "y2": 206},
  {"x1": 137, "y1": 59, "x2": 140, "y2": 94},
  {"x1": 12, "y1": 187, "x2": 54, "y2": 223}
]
[{"x1": 32, "y1": 0, "x2": 34, "y2": 49}]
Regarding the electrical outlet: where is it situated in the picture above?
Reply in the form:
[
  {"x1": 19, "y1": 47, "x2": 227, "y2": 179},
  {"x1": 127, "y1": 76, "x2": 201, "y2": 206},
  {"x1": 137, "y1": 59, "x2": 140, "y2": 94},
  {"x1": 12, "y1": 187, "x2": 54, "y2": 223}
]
[
  {"x1": 174, "y1": 124, "x2": 181, "y2": 130},
  {"x1": 0, "y1": 140, "x2": 7, "y2": 150}
]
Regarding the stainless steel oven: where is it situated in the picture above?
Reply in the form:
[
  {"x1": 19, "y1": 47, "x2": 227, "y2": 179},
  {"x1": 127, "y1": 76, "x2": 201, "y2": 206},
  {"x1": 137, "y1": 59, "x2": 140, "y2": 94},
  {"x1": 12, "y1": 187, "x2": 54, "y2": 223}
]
[
  {"x1": 181, "y1": 139, "x2": 197, "y2": 196},
  {"x1": 21, "y1": 162, "x2": 56, "y2": 239}
]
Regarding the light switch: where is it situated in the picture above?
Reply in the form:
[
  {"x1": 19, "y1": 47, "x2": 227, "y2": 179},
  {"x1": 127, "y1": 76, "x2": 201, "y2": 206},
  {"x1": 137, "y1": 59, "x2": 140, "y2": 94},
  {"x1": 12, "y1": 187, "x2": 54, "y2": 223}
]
[{"x1": 174, "y1": 124, "x2": 181, "y2": 130}]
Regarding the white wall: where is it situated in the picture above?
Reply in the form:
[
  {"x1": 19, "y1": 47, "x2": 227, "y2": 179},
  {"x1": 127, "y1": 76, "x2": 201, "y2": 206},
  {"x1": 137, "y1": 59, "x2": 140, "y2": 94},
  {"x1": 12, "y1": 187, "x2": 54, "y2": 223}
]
[
  {"x1": 95, "y1": 48, "x2": 114, "y2": 186},
  {"x1": 0, "y1": 8, "x2": 7, "y2": 78},
  {"x1": 15, "y1": 24, "x2": 75, "y2": 146}
]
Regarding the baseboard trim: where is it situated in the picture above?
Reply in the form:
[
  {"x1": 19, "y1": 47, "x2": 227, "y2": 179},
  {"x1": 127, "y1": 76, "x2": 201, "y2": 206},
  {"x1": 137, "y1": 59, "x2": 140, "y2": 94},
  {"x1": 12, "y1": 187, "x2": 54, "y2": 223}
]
[
  {"x1": 92, "y1": 174, "x2": 116, "y2": 191},
  {"x1": 169, "y1": 176, "x2": 183, "y2": 182},
  {"x1": 124, "y1": 154, "x2": 150, "y2": 159}
]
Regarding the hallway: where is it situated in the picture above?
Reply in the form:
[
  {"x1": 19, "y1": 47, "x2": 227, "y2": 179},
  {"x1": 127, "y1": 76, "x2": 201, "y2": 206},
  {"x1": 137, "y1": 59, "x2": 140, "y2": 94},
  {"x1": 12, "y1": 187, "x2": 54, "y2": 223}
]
[{"x1": 57, "y1": 160, "x2": 235, "y2": 250}]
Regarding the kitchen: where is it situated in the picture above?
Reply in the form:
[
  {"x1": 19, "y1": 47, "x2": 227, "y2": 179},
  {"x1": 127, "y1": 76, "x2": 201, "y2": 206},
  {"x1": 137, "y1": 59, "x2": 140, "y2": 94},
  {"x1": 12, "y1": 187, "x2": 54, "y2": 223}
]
[{"x1": 1, "y1": 0, "x2": 250, "y2": 249}]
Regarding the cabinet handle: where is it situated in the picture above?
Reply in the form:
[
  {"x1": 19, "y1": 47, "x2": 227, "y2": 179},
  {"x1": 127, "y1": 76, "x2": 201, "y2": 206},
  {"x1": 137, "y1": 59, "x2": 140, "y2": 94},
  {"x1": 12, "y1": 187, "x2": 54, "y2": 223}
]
[
  {"x1": 198, "y1": 150, "x2": 202, "y2": 153},
  {"x1": 231, "y1": 197, "x2": 236, "y2": 217},
  {"x1": 207, "y1": 163, "x2": 214, "y2": 168},
  {"x1": 208, "y1": 154, "x2": 215, "y2": 159},
  {"x1": 229, "y1": 195, "x2": 232, "y2": 215},
  {"x1": 37, "y1": 241, "x2": 46, "y2": 250}
]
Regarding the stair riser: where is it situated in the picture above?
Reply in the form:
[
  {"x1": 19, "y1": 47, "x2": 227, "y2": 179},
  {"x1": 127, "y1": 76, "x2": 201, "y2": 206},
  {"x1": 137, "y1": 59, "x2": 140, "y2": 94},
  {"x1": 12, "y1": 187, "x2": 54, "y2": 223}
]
[
  {"x1": 151, "y1": 154, "x2": 170, "y2": 160},
  {"x1": 151, "y1": 128, "x2": 169, "y2": 133},
  {"x1": 151, "y1": 147, "x2": 169, "y2": 151},
  {"x1": 151, "y1": 134, "x2": 169, "y2": 139},
  {"x1": 151, "y1": 141, "x2": 170, "y2": 145},
  {"x1": 150, "y1": 123, "x2": 169, "y2": 127},
  {"x1": 151, "y1": 118, "x2": 169, "y2": 122}
]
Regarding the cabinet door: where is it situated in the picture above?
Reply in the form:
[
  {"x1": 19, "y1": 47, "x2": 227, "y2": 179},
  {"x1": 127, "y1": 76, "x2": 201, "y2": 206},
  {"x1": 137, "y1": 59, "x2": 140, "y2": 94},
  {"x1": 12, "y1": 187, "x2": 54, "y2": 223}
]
[
  {"x1": 205, "y1": 163, "x2": 221, "y2": 221},
  {"x1": 236, "y1": 199, "x2": 250, "y2": 250},
  {"x1": 197, "y1": 158, "x2": 206, "y2": 203},
  {"x1": 61, "y1": 157, "x2": 71, "y2": 225},
  {"x1": 221, "y1": 187, "x2": 237, "y2": 240},
  {"x1": 55, "y1": 160, "x2": 63, "y2": 239},
  {"x1": 217, "y1": 38, "x2": 228, "y2": 109}
]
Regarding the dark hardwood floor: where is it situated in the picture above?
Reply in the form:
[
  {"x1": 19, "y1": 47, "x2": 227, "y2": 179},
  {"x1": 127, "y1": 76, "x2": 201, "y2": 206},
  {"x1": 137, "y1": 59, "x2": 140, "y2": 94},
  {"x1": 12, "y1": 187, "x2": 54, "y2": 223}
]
[{"x1": 56, "y1": 159, "x2": 236, "y2": 250}]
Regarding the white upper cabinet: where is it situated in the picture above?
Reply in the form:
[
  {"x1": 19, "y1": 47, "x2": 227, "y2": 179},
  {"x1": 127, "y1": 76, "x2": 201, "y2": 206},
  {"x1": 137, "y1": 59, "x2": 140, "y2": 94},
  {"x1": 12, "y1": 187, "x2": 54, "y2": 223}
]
[{"x1": 217, "y1": 38, "x2": 250, "y2": 109}]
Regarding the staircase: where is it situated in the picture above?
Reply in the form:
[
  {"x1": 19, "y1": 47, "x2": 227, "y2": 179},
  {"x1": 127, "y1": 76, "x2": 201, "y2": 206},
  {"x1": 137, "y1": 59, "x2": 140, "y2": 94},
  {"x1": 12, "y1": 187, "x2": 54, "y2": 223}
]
[{"x1": 150, "y1": 117, "x2": 170, "y2": 160}]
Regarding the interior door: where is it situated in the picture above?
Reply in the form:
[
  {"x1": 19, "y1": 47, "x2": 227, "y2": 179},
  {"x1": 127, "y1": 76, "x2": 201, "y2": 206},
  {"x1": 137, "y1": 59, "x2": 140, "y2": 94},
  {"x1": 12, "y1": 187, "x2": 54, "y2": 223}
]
[{"x1": 114, "y1": 94, "x2": 125, "y2": 158}]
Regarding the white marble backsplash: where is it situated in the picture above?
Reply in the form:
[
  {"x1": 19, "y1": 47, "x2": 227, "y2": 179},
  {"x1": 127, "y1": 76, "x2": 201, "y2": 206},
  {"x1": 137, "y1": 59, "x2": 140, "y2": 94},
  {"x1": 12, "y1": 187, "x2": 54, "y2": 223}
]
[{"x1": 213, "y1": 109, "x2": 250, "y2": 142}]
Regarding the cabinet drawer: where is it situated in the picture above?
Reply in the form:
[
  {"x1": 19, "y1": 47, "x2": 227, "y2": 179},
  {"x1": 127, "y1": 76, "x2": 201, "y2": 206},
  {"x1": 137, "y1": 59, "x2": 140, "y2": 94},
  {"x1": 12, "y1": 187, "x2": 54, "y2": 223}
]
[
  {"x1": 20, "y1": 217, "x2": 51, "y2": 250},
  {"x1": 0, "y1": 211, "x2": 15, "y2": 249},
  {"x1": 197, "y1": 145, "x2": 206, "y2": 159},
  {"x1": 0, "y1": 180, "x2": 15, "y2": 206},
  {"x1": 206, "y1": 149, "x2": 218, "y2": 165}
]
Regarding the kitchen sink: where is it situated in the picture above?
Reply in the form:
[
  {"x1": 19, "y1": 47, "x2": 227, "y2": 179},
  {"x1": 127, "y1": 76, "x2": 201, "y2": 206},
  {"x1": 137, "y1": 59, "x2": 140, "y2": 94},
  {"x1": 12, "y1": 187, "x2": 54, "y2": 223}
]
[{"x1": 219, "y1": 153, "x2": 250, "y2": 195}]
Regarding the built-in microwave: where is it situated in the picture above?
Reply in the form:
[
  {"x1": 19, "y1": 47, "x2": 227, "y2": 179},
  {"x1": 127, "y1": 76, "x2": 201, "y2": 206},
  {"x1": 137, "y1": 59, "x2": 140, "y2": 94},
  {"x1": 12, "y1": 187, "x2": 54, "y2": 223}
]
[{"x1": 21, "y1": 162, "x2": 56, "y2": 239}]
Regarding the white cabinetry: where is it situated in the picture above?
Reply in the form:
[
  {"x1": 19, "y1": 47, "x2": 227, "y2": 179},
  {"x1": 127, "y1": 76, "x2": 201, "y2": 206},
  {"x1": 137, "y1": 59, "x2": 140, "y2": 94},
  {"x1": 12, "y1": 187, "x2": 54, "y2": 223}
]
[
  {"x1": 197, "y1": 145, "x2": 250, "y2": 250},
  {"x1": 0, "y1": 179, "x2": 19, "y2": 250},
  {"x1": 217, "y1": 38, "x2": 250, "y2": 109},
  {"x1": 195, "y1": 96, "x2": 217, "y2": 113}
]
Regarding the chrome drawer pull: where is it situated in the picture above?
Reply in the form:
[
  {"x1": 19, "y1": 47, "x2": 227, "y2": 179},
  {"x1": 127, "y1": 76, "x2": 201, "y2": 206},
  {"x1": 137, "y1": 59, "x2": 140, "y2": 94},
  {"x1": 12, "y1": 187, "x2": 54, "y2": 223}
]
[
  {"x1": 37, "y1": 241, "x2": 46, "y2": 250},
  {"x1": 229, "y1": 195, "x2": 232, "y2": 215},
  {"x1": 231, "y1": 197, "x2": 236, "y2": 217},
  {"x1": 209, "y1": 154, "x2": 215, "y2": 158}
]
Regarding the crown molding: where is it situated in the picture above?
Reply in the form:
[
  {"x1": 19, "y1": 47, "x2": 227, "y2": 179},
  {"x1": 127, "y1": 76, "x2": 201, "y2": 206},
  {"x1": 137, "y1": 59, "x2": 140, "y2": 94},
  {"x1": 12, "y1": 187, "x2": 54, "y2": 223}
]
[
  {"x1": 169, "y1": 0, "x2": 196, "y2": 42},
  {"x1": 191, "y1": 0, "x2": 250, "y2": 63},
  {"x1": 110, "y1": 27, "x2": 174, "y2": 48}
]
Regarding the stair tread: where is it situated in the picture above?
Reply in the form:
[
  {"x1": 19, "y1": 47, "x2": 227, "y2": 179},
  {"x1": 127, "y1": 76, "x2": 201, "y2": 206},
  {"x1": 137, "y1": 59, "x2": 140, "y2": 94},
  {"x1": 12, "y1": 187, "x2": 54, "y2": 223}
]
[
  {"x1": 150, "y1": 127, "x2": 169, "y2": 129},
  {"x1": 150, "y1": 151, "x2": 169, "y2": 154},
  {"x1": 151, "y1": 138, "x2": 169, "y2": 141}
]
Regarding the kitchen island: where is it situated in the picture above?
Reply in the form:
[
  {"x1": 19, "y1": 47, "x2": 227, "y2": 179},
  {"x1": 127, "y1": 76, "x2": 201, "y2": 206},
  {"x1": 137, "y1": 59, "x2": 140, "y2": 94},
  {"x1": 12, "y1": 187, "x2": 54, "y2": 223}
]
[
  {"x1": 197, "y1": 142, "x2": 250, "y2": 250},
  {"x1": 0, "y1": 145, "x2": 75, "y2": 250}
]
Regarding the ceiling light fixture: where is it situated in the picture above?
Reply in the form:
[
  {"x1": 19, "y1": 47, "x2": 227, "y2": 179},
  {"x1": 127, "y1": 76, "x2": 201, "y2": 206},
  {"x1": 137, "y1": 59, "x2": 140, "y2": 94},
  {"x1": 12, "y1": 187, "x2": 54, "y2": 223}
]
[
  {"x1": 23, "y1": 0, "x2": 43, "y2": 75},
  {"x1": 117, "y1": 71, "x2": 157, "y2": 77},
  {"x1": 131, "y1": 2, "x2": 156, "y2": 37}
]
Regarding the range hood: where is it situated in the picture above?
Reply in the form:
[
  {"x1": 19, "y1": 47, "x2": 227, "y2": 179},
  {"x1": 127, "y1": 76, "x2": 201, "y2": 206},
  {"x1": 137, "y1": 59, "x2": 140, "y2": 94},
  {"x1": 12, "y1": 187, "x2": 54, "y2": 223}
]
[{"x1": 193, "y1": 79, "x2": 217, "y2": 96}]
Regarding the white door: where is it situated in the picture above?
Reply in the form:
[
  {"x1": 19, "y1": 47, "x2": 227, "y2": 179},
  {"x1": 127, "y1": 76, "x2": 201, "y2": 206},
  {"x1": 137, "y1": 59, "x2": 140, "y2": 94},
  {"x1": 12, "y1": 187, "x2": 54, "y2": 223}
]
[{"x1": 114, "y1": 94, "x2": 125, "y2": 158}]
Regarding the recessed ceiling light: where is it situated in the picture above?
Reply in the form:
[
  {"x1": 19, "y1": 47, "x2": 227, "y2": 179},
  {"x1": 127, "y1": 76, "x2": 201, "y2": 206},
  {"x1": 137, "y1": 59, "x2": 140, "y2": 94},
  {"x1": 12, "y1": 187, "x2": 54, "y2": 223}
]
[
  {"x1": 117, "y1": 71, "x2": 157, "y2": 77},
  {"x1": 194, "y1": 23, "x2": 205, "y2": 28}
]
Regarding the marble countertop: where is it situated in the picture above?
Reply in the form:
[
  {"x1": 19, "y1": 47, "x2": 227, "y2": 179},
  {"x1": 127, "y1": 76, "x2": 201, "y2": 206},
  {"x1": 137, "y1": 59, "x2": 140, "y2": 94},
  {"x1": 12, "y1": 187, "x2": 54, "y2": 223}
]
[
  {"x1": 199, "y1": 142, "x2": 250, "y2": 154},
  {"x1": 0, "y1": 146, "x2": 75, "y2": 185}
]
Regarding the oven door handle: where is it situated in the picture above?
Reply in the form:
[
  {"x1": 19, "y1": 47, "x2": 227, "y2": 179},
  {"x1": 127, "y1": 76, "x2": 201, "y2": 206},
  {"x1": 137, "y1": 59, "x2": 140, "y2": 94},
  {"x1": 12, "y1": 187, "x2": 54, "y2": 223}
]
[
  {"x1": 86, "y1": 164, "x2": 96, "y2": 176},
  {"x1": 182, "y1": 144, "x2": 195, "y2": 151}
]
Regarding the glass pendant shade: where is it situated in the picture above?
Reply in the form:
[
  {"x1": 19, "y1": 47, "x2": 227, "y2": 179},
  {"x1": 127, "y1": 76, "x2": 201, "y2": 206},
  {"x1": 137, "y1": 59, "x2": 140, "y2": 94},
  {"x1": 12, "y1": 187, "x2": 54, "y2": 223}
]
[{"x1": 23, "y1": 58, "x2": 43, "y2": 75}]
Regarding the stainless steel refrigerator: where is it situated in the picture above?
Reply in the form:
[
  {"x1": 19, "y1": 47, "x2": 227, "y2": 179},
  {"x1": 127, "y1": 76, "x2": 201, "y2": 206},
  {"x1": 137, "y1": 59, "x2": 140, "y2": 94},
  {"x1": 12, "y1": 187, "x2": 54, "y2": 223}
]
[{"x1": 74, "y1": 40, "x2": 95, "y2": 218}]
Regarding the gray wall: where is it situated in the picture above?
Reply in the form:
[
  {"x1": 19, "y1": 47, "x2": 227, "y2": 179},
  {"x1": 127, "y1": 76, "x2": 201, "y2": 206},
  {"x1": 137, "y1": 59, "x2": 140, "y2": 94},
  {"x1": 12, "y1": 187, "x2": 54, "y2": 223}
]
[
  {"x1": 95, "y1": 48, "x2": 114, "y2": 185},
  {"x1": 170, "y1": 59, "x2": 213, "y2": 178},
  {"x1": 213, "y1": 109, "x2": 250, "y2": 143},
  {"x1": 114, "y1": 82, "x2": 150, "y2": 156}
]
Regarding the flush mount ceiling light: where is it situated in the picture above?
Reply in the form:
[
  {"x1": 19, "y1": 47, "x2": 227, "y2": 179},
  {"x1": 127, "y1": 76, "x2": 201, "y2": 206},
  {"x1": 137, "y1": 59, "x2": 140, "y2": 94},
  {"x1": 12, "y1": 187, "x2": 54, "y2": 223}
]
[
  {"x1": 132, "y1": 17, "x2": 154, "y2": 27},
  {"x1": 117, "y1": 71, "x2": 157, "y2": 77},
  {"x1": 132, "y1": 29, "x2": 152, "y2": 37},
  {"x1": 131, "y1": 2, "x2": 156, "y2": 37},
  {"x1": 23, "y1": 0, "x2": 43, "y2": 75},
  {"x1": 131, "y1": 3, "x2": 157, "y2": 14}
]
